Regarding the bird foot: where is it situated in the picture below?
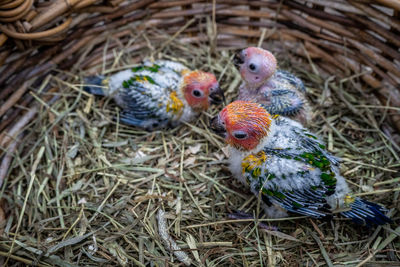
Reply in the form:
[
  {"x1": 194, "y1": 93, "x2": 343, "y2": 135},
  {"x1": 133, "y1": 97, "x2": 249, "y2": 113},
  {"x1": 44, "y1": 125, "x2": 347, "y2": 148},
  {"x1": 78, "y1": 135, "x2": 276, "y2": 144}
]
[{"x1": 228, "y1": 210, "x2": 279, "y2": 231}]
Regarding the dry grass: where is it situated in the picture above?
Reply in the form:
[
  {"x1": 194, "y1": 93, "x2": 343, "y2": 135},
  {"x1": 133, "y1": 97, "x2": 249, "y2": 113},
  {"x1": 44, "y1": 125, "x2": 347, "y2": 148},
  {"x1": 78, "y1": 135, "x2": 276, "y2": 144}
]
[{"x1": 1, "y1": 27, "x2": 399, "y2": 267}]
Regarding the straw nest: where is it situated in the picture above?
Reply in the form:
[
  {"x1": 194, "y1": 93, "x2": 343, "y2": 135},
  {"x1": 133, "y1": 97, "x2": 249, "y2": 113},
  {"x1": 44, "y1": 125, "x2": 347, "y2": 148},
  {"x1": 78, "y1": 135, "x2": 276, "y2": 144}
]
[{"x1": 1, "y1": 23, "x2": 400, "y2": 267}]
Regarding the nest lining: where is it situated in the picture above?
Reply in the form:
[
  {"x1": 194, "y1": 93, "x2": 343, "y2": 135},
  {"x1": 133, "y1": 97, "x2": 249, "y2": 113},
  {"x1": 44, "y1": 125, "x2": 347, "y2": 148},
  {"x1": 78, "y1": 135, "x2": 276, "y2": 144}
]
[{"x1": 1, "y1": 29, "x2": 399, "y2": 266}]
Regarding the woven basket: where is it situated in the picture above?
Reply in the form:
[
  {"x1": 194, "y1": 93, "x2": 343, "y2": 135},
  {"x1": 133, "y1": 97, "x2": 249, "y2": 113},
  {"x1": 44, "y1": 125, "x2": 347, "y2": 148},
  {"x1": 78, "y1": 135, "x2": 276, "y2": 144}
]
[
  {"x1": 1, "y1": 0, "x2": 400, "y2": 142},
  {"x1": 1, "y1": 0, "x2": 400, "y2": 265}
]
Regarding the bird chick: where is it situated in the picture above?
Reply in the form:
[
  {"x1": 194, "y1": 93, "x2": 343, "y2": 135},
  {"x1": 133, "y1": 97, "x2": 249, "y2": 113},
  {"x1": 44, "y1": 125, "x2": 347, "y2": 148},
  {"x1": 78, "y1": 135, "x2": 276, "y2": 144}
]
[
  {"x1": 84, "y1": 60, "x2": 224, "y2": 130},
  {"x1": 210, "y1": 101, "x2": 391, "y2": 226},
  {"x1": 234, "y1": 47, "x2": 310, "y2": 126}
]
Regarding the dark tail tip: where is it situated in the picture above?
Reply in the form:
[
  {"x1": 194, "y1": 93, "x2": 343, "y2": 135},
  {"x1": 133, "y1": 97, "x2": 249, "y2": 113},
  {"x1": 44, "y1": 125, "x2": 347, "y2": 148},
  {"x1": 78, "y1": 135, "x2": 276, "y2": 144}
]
[
  {"x1": 83, "y1": 75, "x2": 106, "y2": 96},
  {"x1": 341, "y1": 198, "x2": 392, "y2": 227}
]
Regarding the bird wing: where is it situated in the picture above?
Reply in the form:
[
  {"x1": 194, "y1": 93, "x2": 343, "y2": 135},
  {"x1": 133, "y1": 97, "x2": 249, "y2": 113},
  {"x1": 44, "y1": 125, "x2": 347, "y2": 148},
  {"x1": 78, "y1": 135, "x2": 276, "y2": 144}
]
[
  {"x1": 151, "y1": 60, "x2": 189, "y2": 74},
  {"x1": 117, "y1": 67, "x2": 184, "y2": 129},
  {"x1": 263, "y1": 89, "x2": 304, "y2": 116},
  {"x1": 291, "y1": 126, "x2": 341, "y2": 167},
  {"x1": 242, "y1": 122, "x2": 339, "y2": 218},
  {"x1": 133, "y1": 61, "x2": 184, "y2": 90},
  {"x1": 243, "y1": 150, "x2": 333, "y2": 218},
  {"x1": 275, "y1": 70, "x2": 306, "y2": 93},
  {"x1": 261, "y1": 69, "x2": 307, "y2": 116}
]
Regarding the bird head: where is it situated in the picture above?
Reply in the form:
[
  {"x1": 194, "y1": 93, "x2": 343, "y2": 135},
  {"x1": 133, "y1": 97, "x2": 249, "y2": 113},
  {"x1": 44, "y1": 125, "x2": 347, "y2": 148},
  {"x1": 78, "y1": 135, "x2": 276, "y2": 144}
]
[
  {"x1": 209, "y1": 101, "x2": 272, "y2": 151},
  {"x1": 182, "y1": 71, "x2": 225, "y2": 111},
  {"x1": 233, "y1": 47, "x2": 277, "y2": 88}
]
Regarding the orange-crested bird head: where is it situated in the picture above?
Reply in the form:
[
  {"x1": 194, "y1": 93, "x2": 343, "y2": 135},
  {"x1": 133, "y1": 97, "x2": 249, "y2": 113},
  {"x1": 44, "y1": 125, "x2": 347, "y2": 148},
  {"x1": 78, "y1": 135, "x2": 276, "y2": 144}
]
[
  {"x1": 182, "y1": 71, "x2": 224, "y2": 111},
  {"x1": 233, "y1": 47, "x2": 277, "y2": 88},
  {"x1": 210, "y1": 101, "x2": 272, "y2": 151}
]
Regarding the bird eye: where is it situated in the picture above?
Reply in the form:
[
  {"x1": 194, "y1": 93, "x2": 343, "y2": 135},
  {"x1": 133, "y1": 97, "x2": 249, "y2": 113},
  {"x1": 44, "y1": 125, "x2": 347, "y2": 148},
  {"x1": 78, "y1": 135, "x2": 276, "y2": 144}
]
[
  {"x1": 192, "y1": 89, "x2": 203, "y2": 97},
  {"x1": 233, "y1": 131, "x2": 248, "y2": 139},
  {"x1": 248, "y1": 63, "x2": 258, "y2": 73}
]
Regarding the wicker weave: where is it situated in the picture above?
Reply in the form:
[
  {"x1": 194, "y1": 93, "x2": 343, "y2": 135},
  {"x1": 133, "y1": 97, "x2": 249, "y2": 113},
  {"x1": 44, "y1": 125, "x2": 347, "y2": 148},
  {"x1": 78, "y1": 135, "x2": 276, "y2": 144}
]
[
  {"x1": 0, "y1": 0, "x2": 399, "y2": 147},
  {"x1": 1, "y1": 1, "x2": 400, "y2": 265}
]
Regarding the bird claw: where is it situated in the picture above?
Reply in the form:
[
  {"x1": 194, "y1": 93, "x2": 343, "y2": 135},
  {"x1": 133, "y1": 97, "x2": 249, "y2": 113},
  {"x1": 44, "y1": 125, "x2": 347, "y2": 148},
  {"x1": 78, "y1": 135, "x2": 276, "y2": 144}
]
[{"x1": 228, "y1": 210, "x2": 279, "y2": 231}]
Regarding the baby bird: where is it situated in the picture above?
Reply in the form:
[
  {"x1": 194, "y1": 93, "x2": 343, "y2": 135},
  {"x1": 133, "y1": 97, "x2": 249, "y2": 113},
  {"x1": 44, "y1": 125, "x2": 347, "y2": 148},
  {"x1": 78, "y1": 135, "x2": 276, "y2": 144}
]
[
  {"x1": 84, "y1": 60, "x2": 224, "y2": 130},
  {"x1": 234, "y1": 47, "x2": 310, "y2": 125},
  {"x1": 210, "y1": 101, "x2": 391, "y2": 226}
]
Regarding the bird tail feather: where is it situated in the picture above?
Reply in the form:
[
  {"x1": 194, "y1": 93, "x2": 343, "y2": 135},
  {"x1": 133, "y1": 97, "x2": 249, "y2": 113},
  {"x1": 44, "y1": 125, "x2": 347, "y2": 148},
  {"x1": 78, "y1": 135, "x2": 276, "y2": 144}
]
[
  {"x1": 119, "y1": 111, "x2": 165, "y2": 130},
  {"x1": 340, "y1": 198, "x2": 391, "y2": 226},
  {"x1": 83, "y1": 75, "x2": 107, "y2": 96}
]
